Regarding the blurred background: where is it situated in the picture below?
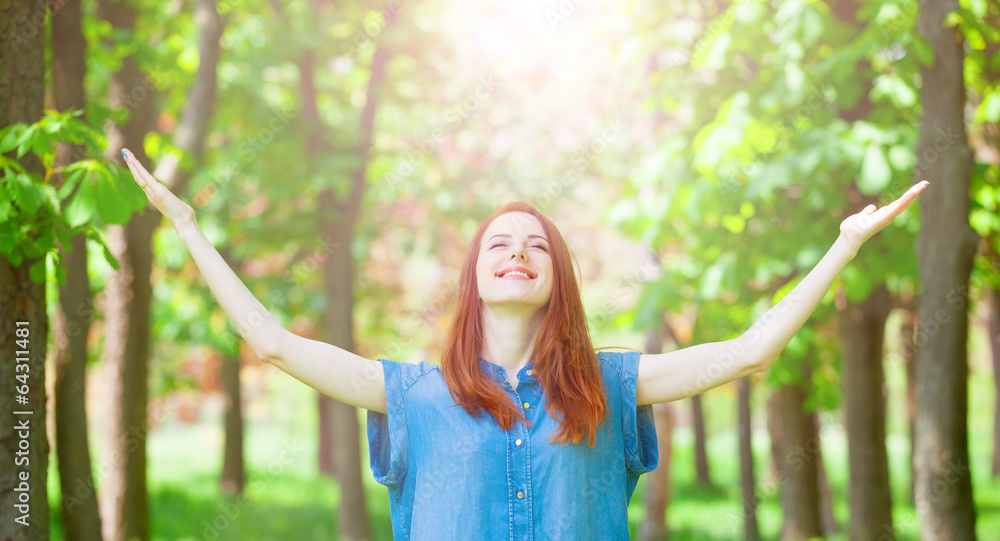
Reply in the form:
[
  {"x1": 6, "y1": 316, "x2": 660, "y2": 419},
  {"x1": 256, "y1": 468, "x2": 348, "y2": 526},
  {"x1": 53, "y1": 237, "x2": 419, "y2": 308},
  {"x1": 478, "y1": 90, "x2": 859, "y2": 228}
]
[{"x1": 2, "y1": 0, "x2": 1000, "y2": 539}]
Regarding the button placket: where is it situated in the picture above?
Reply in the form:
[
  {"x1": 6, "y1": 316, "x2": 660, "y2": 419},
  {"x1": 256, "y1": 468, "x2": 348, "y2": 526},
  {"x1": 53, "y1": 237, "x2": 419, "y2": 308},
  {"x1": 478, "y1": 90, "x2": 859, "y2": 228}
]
[{"x1": 509, "y1": 421, "x2": 532, "y2": 540}]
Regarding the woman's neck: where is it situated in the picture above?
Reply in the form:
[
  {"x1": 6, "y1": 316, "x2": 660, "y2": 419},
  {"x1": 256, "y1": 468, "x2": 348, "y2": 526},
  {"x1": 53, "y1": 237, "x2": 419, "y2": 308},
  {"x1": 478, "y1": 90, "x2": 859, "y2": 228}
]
[{"x1": 480, "y1": 303, "x2": 546, "y2": 377}]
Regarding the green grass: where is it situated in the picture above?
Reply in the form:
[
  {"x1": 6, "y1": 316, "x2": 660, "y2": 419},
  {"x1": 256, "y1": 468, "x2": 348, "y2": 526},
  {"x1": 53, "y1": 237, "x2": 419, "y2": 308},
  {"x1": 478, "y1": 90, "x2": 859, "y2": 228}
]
[{"x1": 47, "y1": 416, "x2": 1000, "y2": 540}]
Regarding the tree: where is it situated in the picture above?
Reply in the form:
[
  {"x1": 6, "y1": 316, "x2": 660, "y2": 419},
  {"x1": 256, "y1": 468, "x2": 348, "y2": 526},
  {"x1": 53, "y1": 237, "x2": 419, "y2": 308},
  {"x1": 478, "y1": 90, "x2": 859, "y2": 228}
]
[
  {"x1": 638, "y1": 318, "x2": 675, "y2": 541},
  {"x1": 736, "y1": 375, "x2": 760, "y2": 541},
  {"x1": 314, "y1": 39, "x2": 390, "y2": 541},
  {"x1": 220, "y1": 353, "x2": 245, "y2": 496},
  {"x1": 912, "y1": 0, "x2": 980, "y2": 536},
  {"x1": 96, "y1": 0, "x2": 222, "y2": 539},
  {"x1": 839, "y1": 283, "x2": 894, "y2": 538},
  {"x1": 50, "y1": 0, "x2": 104, "y2": 538},
  {"x1": 776, "y1": 368, "x2": 822, "y2": 539},
  {"x1": 0, "y1": 1, "x2": 51, "y2": 539}
]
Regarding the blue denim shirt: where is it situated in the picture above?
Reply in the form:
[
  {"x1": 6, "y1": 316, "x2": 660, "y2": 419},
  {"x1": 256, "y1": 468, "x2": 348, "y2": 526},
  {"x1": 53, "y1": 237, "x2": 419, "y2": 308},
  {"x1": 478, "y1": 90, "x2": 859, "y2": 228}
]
[{"x1": 366, "y1": 350, "x2": 658, "y2": 540}]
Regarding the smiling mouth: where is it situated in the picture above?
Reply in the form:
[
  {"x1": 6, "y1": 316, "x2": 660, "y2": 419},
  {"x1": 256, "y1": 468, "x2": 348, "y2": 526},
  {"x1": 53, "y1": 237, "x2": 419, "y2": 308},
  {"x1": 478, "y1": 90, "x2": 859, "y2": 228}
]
[{"x1": 498, "y1": 271, "x2": 533, "y2": 279}]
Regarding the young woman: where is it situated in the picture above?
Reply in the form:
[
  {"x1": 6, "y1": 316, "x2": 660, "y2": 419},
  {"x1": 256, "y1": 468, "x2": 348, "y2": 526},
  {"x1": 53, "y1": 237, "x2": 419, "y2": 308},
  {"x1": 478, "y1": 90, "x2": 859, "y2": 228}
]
[{"x1": 120, "y1": 147, "x2": 927, "y2": 539}]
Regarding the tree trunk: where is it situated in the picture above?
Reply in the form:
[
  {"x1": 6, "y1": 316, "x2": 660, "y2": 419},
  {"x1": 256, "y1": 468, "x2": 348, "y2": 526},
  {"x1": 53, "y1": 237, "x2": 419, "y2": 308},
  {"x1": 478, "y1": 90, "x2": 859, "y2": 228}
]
[
  {"x1": 913, "y1": 0, "x2": 979, "y2": 537},
  {"x1": 767, "y1": 391, "x2": 782, "y2": 487},
  {"x1": 737, "y1": 377, "x2": 760, "y2": 541},
  {"x1": 95, "y1": 4, "x2": 160, "y2": 539},
  {"x1": 814, "y1": 414, "x2": 838, "y2": 536},
  {"x1": 0, "y1": 0, "x2": 51, "y2": 539},
  {"x1": 95, "y1": 1, "x2": 160, "y2": 537},
  {"x1": 51, "y1": 0, "x2": 105, "y2": 538},
  {"x1": 691, "y1": 394, "x2": 712, "y2": 486},
  {"x1": 638, "y1": 402, "x2": 674, "y2": 541},
  {"x1": 839, "y1": 283, "x2": 893, "y2": 538},
  {"x1": 901, "y1": 307, "x2": 918, "y2": 502},
  {"x1": 220, "y1": 353, "x2": 245, "y2": 496},
  {"x1": 322, "y1": 218, "x2": 371, "y2": 541},
  {"x1": 777, "y1": 378, "x2": 823, "y2": 540},
  {"x1": 302, "y1": 36, "x2": 390, "y2": 538},
  {"x1": 319, "y1": 394, "x2": 336, "y2": 476},
  {"x1": 97, "y1": 1, "x2": 222, "y2": 539},
  {"x1": 638, "y1": 322, "x2": 673, "y2": 541},
  {"x1": 0, "y1": 259, "x2": 50, "y2": 541}
]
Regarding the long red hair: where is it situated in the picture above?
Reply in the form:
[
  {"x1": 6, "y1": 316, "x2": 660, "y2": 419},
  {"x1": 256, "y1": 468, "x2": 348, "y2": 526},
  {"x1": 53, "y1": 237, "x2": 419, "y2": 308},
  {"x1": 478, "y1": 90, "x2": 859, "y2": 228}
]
[{"x1": 440, "y1": 201, "x2": 608, "y2": 447}]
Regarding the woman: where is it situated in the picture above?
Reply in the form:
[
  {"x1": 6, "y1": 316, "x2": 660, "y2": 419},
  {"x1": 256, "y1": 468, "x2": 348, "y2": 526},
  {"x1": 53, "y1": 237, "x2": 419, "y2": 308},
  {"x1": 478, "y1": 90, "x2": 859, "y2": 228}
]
[{"x1": 120, "y1": 147, "x2": 927, "y2": 539}]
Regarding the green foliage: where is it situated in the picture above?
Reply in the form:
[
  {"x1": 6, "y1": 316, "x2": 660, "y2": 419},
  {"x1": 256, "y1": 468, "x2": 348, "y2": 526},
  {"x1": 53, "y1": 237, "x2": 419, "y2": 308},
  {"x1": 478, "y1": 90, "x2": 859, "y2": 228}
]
[{"x1": 0, "y1": 110, "x2": 147, "y2": 282}]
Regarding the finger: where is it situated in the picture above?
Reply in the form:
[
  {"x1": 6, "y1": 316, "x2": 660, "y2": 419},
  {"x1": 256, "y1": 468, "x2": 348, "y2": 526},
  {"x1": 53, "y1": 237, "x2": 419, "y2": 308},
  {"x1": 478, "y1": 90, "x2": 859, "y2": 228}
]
[
  {"x1": 123, "y1": 149, "x2": 159, "y2": 190},
  {"x1": 879, "y1": 182, "x2": 925, "y2": 219},
  {"x1": 122, "y1": 152, "x2": 151, "y2": 193}
]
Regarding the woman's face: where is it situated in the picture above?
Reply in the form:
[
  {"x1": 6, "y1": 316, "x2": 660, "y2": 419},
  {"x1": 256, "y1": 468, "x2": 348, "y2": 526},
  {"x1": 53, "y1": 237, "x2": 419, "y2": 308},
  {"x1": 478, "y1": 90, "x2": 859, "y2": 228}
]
[{"x1": 475, "y1": 211, "x2": 554, "y2": 312}]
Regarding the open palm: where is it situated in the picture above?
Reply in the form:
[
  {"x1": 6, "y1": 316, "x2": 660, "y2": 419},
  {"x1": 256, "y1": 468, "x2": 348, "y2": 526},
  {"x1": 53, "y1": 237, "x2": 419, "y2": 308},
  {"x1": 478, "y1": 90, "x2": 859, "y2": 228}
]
[
  {"x1": 121, "y1": 148, "x2": 196, "y2": 227},
  {"x1": 839, "y1": 180, "x2": 929, "y2": 249}
]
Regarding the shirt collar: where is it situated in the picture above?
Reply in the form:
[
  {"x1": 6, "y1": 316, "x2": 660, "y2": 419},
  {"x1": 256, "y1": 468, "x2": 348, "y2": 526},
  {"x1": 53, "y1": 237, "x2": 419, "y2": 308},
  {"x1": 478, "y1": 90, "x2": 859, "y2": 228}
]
[{"x1": 477, "y1": 357, "x2": 536, "y2": 383}]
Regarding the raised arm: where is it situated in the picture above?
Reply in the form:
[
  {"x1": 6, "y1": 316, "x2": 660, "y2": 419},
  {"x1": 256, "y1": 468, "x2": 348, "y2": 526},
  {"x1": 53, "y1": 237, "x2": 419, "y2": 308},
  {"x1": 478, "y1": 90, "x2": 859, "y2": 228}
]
[
  {"x1": 120, "y1": 148, "x2": 387, "y2": 413},
  {"x1": 635, "y1": 180, "x2": 930, "y2": 406}
]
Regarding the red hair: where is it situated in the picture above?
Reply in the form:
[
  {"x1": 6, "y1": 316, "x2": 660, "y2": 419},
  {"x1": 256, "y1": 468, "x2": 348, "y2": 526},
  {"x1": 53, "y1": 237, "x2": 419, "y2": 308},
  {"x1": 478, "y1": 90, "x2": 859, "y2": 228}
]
[{"x1": 440, "y1": 201, "x2": 608, "y2": 447}]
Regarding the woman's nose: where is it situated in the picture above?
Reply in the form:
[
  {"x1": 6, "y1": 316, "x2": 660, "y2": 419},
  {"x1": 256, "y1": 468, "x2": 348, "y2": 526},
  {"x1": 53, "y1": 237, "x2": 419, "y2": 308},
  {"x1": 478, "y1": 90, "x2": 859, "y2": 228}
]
[{"x1": 509, "y1": 247, "x2": 526, "y2": 260}]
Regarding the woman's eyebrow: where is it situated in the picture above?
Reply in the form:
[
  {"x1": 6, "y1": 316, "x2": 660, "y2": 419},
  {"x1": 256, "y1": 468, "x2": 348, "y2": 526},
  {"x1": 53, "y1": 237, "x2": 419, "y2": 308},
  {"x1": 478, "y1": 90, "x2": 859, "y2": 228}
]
[{"x1": 487, "y1": 233, "x2": 549, "y2": 242}]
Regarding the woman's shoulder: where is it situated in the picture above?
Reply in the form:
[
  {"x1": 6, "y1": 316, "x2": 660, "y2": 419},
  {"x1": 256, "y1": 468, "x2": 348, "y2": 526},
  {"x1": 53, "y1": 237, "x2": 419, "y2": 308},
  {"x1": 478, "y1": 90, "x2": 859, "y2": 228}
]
[
  {"x1": 594, "y1": 347, "x2": 641, "y2": 366},
  {"x1": 377, "y1": 358, "x2": 442, "y2": 394}
]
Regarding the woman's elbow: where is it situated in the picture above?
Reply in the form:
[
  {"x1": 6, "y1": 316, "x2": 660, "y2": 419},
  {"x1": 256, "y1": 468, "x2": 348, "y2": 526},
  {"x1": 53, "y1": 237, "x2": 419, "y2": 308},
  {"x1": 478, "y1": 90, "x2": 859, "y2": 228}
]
[{"x1": 253, "y1": 327, "x2": 286, "y2": 365}]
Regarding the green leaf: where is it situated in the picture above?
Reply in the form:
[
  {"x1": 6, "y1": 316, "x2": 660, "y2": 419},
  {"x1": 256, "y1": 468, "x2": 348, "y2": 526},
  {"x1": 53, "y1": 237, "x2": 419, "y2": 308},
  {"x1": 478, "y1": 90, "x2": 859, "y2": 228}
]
[
  {"x1": 0, "y1": 126, "x2": 20, "y2": 154},
  {"x1": 57, "y1": 167, "x2": 85, "y2": 200},
  {"x1": 94, "y1": 171, "x2": 130, "y2": 224},
  {"x1": 859, "y1": 144, "x2": 891, "y2": 195},
  {"x1": 29, "y1": 257, "x2": 46, "y2": 284},
  {"x1": 979, "y1": 91, "x2": 1000, "y2": 123},
  {"x1": 85, "y1": 227, "x2": 119, "y2": 270},
  {"x1": 64, "y1": 175, "x2": 96, "y2": 227},
  {"x1": 10, "y1": 174, "x2": 46, "y2": 215}
]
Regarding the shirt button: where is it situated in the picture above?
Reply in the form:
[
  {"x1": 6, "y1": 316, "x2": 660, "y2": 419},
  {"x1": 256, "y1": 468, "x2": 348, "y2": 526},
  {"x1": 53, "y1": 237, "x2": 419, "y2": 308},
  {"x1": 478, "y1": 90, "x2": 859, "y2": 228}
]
[
  {"x1": 523, "y1": 402, "x2": 530, "y2": 409},
  {"x1": 516, "y1": 439, "x2": 522, "y2": 446},
  {"x1": 526, "y1": 369, "x2": 533, "y2": 376},
  {"x1": 517, "y1": 491, "x2": 524, "y2": 499}
]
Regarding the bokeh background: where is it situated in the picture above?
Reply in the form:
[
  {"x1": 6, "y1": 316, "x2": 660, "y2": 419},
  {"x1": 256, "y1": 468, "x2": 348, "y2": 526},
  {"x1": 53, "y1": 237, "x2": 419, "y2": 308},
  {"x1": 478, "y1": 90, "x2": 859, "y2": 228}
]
[{"x1": 2, "y1": 0, "x2": 1000, "y2": 539}]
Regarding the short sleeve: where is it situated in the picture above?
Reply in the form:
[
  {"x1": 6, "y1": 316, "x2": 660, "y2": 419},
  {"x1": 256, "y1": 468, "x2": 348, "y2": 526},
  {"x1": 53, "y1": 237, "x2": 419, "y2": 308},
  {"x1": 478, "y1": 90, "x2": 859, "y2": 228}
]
[
  {"x1": 366, "y1": 358, "x2": 410, "y2": 490},
  {"x1": 601, "y1": 350, "x2": 659, "y2": 479}
]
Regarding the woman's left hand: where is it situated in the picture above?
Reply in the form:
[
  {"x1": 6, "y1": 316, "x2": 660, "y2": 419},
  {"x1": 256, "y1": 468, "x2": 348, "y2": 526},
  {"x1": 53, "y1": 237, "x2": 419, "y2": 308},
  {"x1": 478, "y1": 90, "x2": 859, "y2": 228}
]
[{"x1": 839, "y1": 180, "x2": 930, "y2": 251}]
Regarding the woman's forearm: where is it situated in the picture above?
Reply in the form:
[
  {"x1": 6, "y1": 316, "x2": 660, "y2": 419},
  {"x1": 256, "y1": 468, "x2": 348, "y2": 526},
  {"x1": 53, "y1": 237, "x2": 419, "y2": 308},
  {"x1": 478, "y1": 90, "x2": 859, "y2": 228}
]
[
  {"x1": 175, "y1": 219, "x2": 284, "y2": 362},
  {"x1": 740, "y1": 233, "x2": 859, "y2": 371}
]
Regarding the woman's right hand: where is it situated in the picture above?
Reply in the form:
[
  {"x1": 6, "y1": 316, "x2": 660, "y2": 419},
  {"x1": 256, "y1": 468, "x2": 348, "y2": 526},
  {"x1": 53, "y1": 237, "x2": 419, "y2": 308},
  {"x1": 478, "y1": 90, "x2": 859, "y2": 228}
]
[{"x1": 121, "y1": 147, "x2": 197, "y2": 229}]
